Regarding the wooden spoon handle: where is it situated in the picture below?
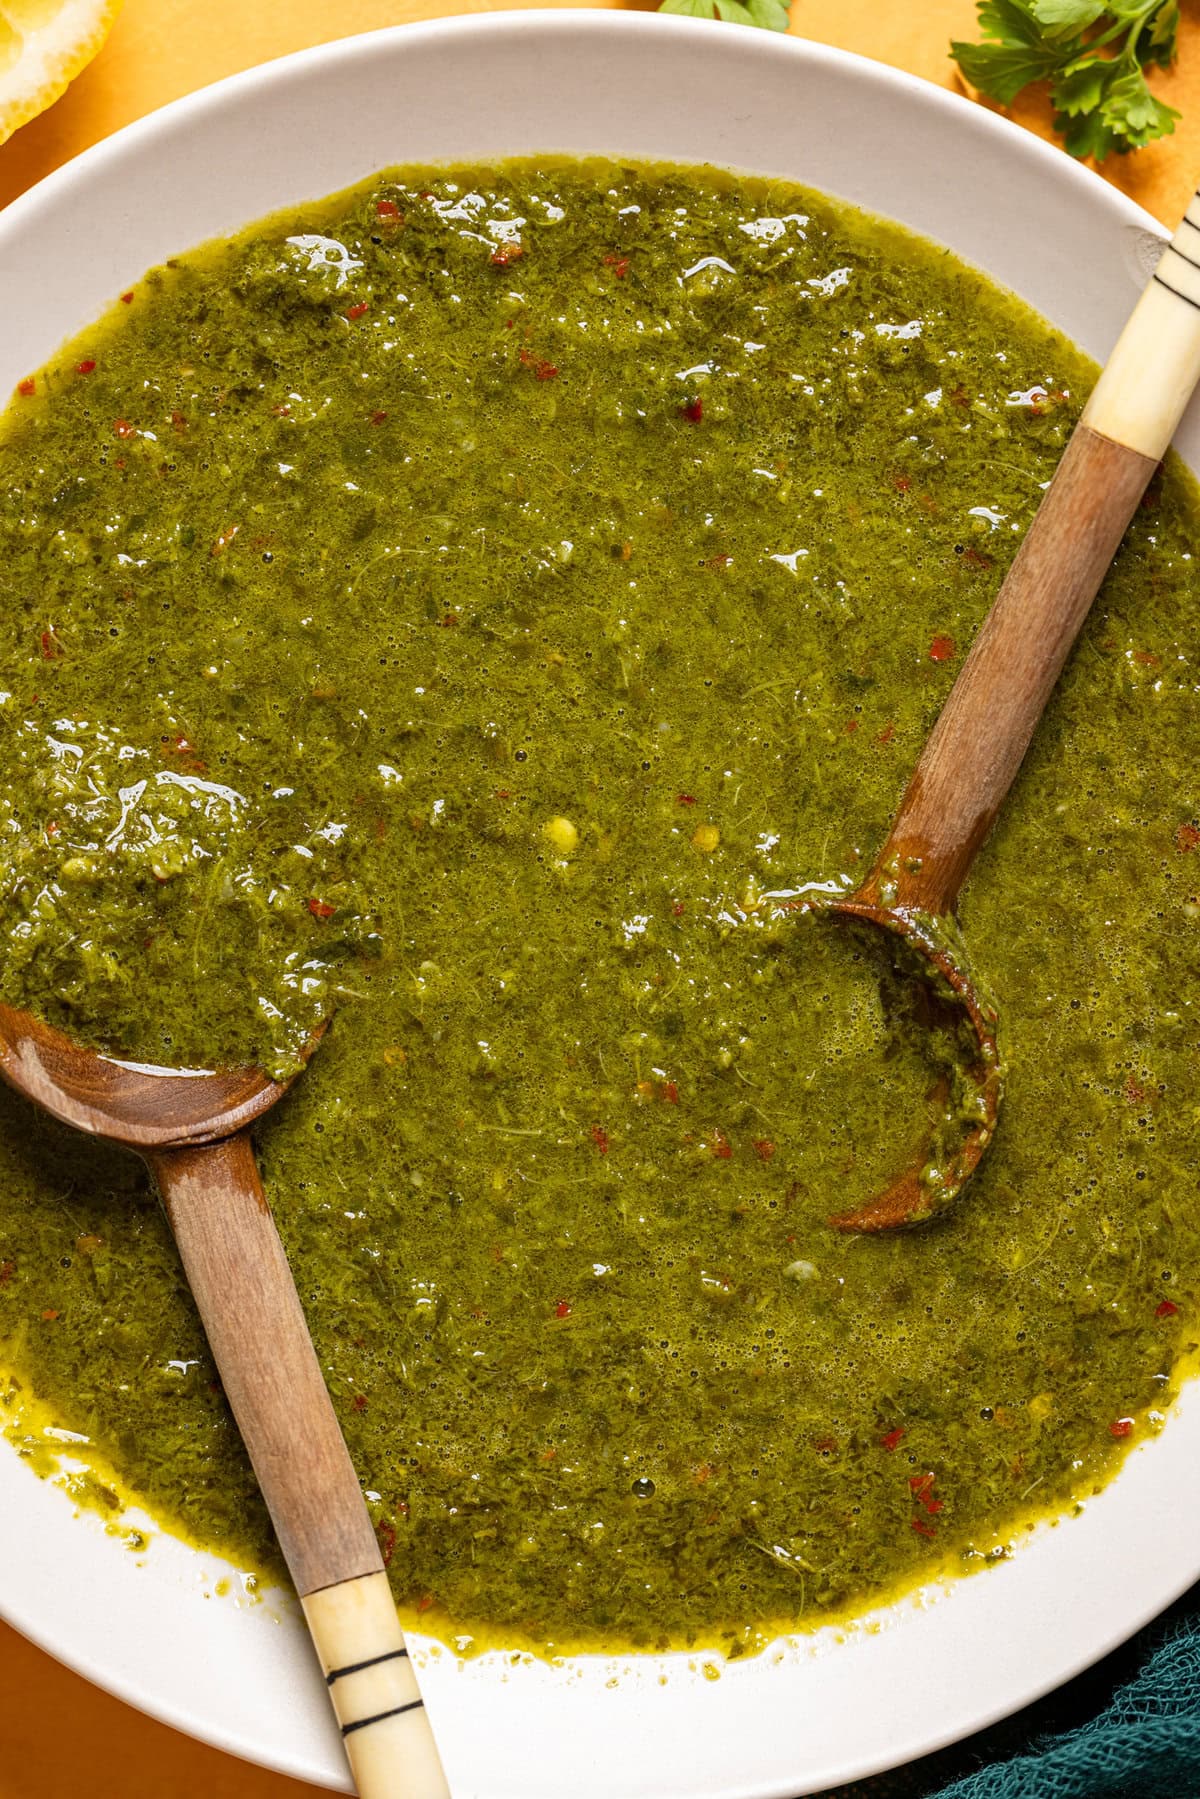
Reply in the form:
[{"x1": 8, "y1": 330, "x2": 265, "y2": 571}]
[
  {"x1": 860, "y1": 423, "x2": 1156, "y2": 913},
  {"x1": 862, "y1": 188, "x2": 1200, "y2": 917},
  {"x1": 1082, "y1": 192, "x2": 1200, "y2": 458},
  {"x1": 146, "y1": 1135, "x2": 450, "y2": 1799},
  {"x1": 305, "y1": 1572, "x2": 451, "y2": 1799}
]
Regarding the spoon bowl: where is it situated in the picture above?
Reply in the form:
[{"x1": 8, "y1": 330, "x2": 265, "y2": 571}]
[
  {"x1": 0, "y1": 1000, "x2": 288, "y2": 1148},
  {"x1": 820, "y1": 901, "x2": 1002, "y2": 1232}
]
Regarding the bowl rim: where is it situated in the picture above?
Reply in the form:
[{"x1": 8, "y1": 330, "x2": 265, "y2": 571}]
[
  {"x1": 0, "y1": 13, "x2": 1192, "y2": 1798},
  {"x1": 0, "y1": 8, "x2": 1168, "y2": 254}
]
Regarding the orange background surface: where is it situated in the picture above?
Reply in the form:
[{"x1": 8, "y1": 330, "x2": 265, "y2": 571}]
[{"x1": 1, "y1": 3, "x2": 1197, "y2": 1795}]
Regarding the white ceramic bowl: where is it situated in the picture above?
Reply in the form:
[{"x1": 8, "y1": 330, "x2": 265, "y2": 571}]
[{"x1": 1, "y1": 15, "x2": 1197, "y2": 1798}]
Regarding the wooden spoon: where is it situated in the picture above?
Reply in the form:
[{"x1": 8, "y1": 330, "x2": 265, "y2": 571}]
[
  {"x1": 824, "y1": 182, "x2": 1200, "y2": 1234},
  {"x1": 0, "y1": 1000, "x2": 451, "y2": 1799}
]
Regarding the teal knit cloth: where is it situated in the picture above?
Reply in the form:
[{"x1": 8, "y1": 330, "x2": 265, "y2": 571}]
[{"x1": 930, "y1": 1601, "x2": 1200, "y2": 1798}]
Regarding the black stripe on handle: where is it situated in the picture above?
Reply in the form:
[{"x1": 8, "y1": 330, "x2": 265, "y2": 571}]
[
  {"x1": 327, "y1": 1647, "x2": 409, "y2": 1686},
  {"x1": 1153, "y1": 271, "x2": 1200, "y2": 313},
  {"x1": 342, "y1": 1699, "x2": 425, "y2": 1737}
]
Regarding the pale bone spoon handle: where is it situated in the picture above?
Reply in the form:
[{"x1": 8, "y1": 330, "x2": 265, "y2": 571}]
[
  {"x1": 145, "y1": 1136, "x2": 451, "y2": 1799},
  {"x1": 856, "y1": 187, "x2": 1200, "y2": 918}
]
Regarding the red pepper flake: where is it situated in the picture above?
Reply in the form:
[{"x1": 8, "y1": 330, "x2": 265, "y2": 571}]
[
  {"x1": 1133, "y1": 649, "x2": 1161, "y2": 667},
  {"x1": 960, "y1": 546, "x2": 994, "y2": 571},
  {"x1": 39, "y1": 629, "x2": 62, "y2": 661},
  {"x1": 370, "y1": 409, "x2": 388, "y2": 426},
  {"x1": 661, "y1": 1080, "x2": 680, "y2": 1105},
  {"x1": 892, "y1": 473, "x2": 912, "y2": 493},
  {"x1": 541, "y1": 1446, "x2": 557, "y2": 1462},
  {"x1": 76, "y1": 359, "x2": 96, "y2": 375},
  {"x1": 554, "y1": 1299, "x2": 572, "y2": 1319},
  {"x1": 880, "y1": 1427, "x2": 906, "y2": 1452},
  {"x1": 1175, "y1": 824, "x2": 1200, "y2": 853},
  {"x1": 41, "y1": 1309, "x2": 60, "y2": 1322},
  {"x1": 494, "y1": 788, "x2": 511, "y2": 800},
  {"x1": 845, "y1": 717, "x2": 859, "y2": 734},
  {"x1": 911, "y1": 1517, "x2": 937, "y2": 1540},
  {"x1": 113, "y1": 418, "x2": 136, "y2": 438},
  {"x1": 693, "y1": 1461, "x2": 715, "y2": 1483},
  {"x1": 17, "y1": 377, "x2": 35, "y2": 397},
  {"x1": 490, "y1": 242, "x2": 525, "y2": 266},
  {"x1": 375, "y1": 199, "x2": 401, "y2": 221},
  {"x1": 603, "y1": 253, "x2": 631, "y2": 278},
  {"x1": 345, "y1": 301, "x2": 370, "y2": 321},
  {"x1": 948, "y1": 383, "x2": 969, "y2": 409},
  {"x1": 681, "y1": 396, "x2": 704, "y2": 423},
  {"x1": 0, "y1": 1260, "x2": 13, "y2": 1285},
  {"x1": 518, "y1": 348, "x2": 558, "y2": 379},
  {"x1": 929, "y1": 635, "x2": 956, "y2": 663},
  {"x1": 120, "y1": 291, "x2": 134, "y2": 304},
  {"x1": 752, "y1": 1138, "x2": 776, "y2": 1160},
  {"x1": 440, "y1": 611, "x2": 459, "y2": 628},
  {"x1": 908, "y1": 1472, "x2": 944, "y2": 1515},
  {"x1": 272, "y1": 404, "x2": 291, "y2": 417},
  {"x1": 1124, "y1": 1075, "x2": 1146, "y2": 1104},
  {"x1": 591, "y1": 1124, "x2": 610, "y2": 1154},
  {"x1": 671, "y1": 900, "x2": 686, "y2": 917},
  {"x1": 1109, "y1": 1417, "x2": 1134, "y2": 1439},
  {"x1": 170, "y1": 410, "x2": 187, "y2": 433},
  {"x1": 416, "y1": 1593, "x2": 435, "y2": 1614},
  {"x1": 677, "y1": 793, "x2": 697, "y2": 806},
  {"x1": 709, "y1": 1130, "x2": 733, "y2": 1160},
  {"x1": 45, "y1": 821, "x2": 60, "y2": 839},
  {"x1": 376, "y1": 1521, "x2": 396, "y2": 1565},
  {"x1": 877, "y1": 722, "x2": 896, "y2": 744},
  {"x1": 211, "y1": 523, "x2": 239, "y2": 556},
  {"x1": 352, "y1": 1394, "x2": 368, "y2": 1413},
  {"x1": 1156, "y1": 1299, "x2": 1179, "y2": 1318},
  {"x1": 307, "y1": 897, "x2": 336, "y2": 920},
  {"x1": 813, "y1": 1437, "x2": 837, "y2": 1456}
]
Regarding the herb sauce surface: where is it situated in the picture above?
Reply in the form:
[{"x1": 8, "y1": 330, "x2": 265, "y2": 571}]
[{"x1": 1, "y1": 160, "x2": 1198, "y2": 1653}]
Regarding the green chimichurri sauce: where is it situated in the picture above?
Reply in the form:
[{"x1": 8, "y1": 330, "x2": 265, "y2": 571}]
[{"x1": 1, "y1": 160, "x2": 1198, "y2": 1655}]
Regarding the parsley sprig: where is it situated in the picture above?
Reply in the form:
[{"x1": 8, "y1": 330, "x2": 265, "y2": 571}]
[
  {"x1": 951, "y1": 0, "x2": 1180, "y2": 160},
  {"x1": 657, "y1": 0, "x2": 791, "y2": 34}
]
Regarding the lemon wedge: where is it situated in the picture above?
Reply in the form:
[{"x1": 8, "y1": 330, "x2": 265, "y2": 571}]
[{"x1": 0, "y1": 0, "x2": 122, "y2": 146}]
